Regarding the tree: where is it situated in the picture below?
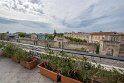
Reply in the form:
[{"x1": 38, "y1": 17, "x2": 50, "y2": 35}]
[
  {"x1": 47, "y1": 34, "x2": 54, "y2": 40},
  {"x1": 0, "y1": 33, "x2": 6, "y2": 40},
  {"x1": 57, "y1": 33, "x2": 63, "y2": 37},
  {"x1": 53, "y1": 30, "x2": 57, "y2": 37},
  {"x1": 96, "y1": 45, "x2": 99, "y2": 54},
  {"x1": 64, "y1": 36, "x2": 87, "y2": 43},
  {"x1": 16, "y1": 32, "x2": 26, "y2": 38}
]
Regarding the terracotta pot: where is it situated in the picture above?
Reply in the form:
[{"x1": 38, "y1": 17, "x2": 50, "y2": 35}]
[
  {"x1": 11, "y1": 57, "x2": 20, "y2": 63},
  {"x1": 61, "y1": 75, "x2": 82, "y2": 83},
  {"x1": 38, "y1": 63, "x2": 60, "y2": 82},
  {"x1": 20, "y1": 57, "x2": 38, "y2": 69}
]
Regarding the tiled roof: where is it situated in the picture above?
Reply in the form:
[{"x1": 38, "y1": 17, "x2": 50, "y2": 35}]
[{"x1": 91, "y1": 32, "x2": 117, "y2": 35}]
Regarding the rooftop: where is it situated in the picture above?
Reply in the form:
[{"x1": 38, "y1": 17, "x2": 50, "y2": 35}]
[
  {"x1": 91, "y1": 32, "x2": 117, "y2": 35},
  {"x1": 0, "y1": 56, "x2": 55, "y2": 83}
]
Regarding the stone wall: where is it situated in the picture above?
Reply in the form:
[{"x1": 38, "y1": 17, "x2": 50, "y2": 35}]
[
  {"x1": 17, "y1": 39, "x2": 124, "y2": 56},
  {"x1": 20, "y1": 39, "x2": 34, "y2": 45},
  {"x1": 119, "y1": 44, "x2": 124, "y2": 56},
  {"x1": 53, "y1": 41, "x2": 97, "y2": 53},
  {"x1": 14, "y1": 39, "x2": 97, "y2": 53},
  {"x1": 100, "y1": 41, "x2": 121, "y2": 56}
]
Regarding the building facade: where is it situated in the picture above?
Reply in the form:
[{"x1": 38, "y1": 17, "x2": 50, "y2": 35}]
[
  {"x1": 31, "y1": 33, "x2": 37, "y2": 40},
  {"x1": 119, "y1": 33, "x2": 124, "y2": 43},
  {"x1": 37, "y1": 33, "x2": 48, "y2": 40},
  {"x1": 97, "y1": 32, "x2": 124, "y2": 56},
  {"x1": 99, "y1": 40, "x2": 124, "y2": 57},
  {"x1": 64, "y1": 31, "x2": 124, "y2": 56},
  {"x1": 89, "y1": 32, "x2": 119, "y2": 43}
]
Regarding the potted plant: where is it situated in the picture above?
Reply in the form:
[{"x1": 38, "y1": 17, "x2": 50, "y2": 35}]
[
  {"x1": 93, "y1": 68, "x2": 124, "y2": 83},
  {"x1": 0, "y1": 41, "x2": 4, "y2": 48},
  {"x1": 0, "y1": 41, "x2": 5, "y2": 56},
  {"x1": 2, "y1": 43, "x2": 16, "y2": 58},
  {"x1": 60, "y1": 59, "x2": 82, "y2": 83},
  {"x1": 58, "y1": 52, "x2": 83, "y2": 83},
  {"x1": 38, "y1": 50, "x2": 124, "y2": 83},
  {"x1": 20, "y1": 51, "x2": 38, "y2": 69},
  {"x1": 58, "y1": 51, "x2": 100, "y2": 83},
  {"x1": 11, "y1": 47, "x2": 23, "y2": 63},
  {"x1": 38, "y1": 51, "x2": 61, "y2": 82}
]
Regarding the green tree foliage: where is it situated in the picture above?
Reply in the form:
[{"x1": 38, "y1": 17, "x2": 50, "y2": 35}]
[
  {"x1": 0, "y1": 41, "x2": 5, "y2": 49},
  {"x1": 47, "y1": 34, "x2": 55, "y2": 40},
  {"x1": 57, "y1": 33, "x2": 63, "y2": 37},
  {"x1": 16, "y1": 32, "x2": 26, "y2": 38},
  {"x1": 65, "y1": 36, "x2": 87, "y2": 43},
  {"x1": 96, "y1": 45, "x2": 99, "y2": 54},
  {"x1": 40, "y1": 51, "x2": 124, "y2": 83},
  {"x1": 53, "y1": 30, "x2": 57, "y2": 37},
  {"x1": 0, "y1": 33, "x2": 6, "y2": 40},
  {"x1": 2, "y1": 43, "x2": 16, "y2": 58}
]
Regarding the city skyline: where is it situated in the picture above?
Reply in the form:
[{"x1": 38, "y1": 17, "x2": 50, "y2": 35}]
[{"x1": 0, "y1": 0, "x2": 124, "y2": 33}]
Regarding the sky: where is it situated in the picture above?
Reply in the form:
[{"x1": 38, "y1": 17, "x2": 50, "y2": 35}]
[{"x1": 0, "y1": 0, "x2": 124, "y2": 33}]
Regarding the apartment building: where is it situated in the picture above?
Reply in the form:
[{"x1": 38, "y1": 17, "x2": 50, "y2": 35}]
[
  {"x1": 89, "y1": 32, "x2": 119, "y2": 43},
  {"x1": 95, "y1": 32, "x2": 124, "y2": 56},
  {"x1": 119, "y1": 33, "x2": 124, "y2": 43}
]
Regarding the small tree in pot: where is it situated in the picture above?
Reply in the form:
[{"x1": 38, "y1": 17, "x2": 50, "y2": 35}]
[
  {"x1": 58, "y1": 52, "x2": 83, "y2": 83},
  {"x1": 59, "y1": 51, "x2": 101, "y2": 83},
  {"x1": 0, "y1": 41, "x2": 5, "y2": 49},
  {"x1": 94, "y1": 68, "x2": 124, "y2": 83},
  {"x1": 20, "y1": 50, "x2": 38, "y2": 69},
  {"x1": 2, "y1": 43, "x2": 16, "y2": 58},
  {"x1": 0, "y1": 41, "x2": 5, "y2": 56},
  {"x1": 38, "y1": 50, "x2": 61, "y2": 82},
  {"x1": 12, "y1": 47, "x2": 24, "y2": 63}
]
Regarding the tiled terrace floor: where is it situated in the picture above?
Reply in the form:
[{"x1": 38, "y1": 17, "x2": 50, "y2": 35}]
[{"x1": 0, "y1": 56, "x2": 55, "y2": 83}]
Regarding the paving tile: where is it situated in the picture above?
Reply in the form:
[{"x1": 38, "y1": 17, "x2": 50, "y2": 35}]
[{"x1": 0, "y1": 56, "x2": 55, "y2": 83}]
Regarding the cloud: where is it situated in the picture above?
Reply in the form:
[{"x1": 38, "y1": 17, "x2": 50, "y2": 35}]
[
  {"x1": 29, "y1": 0, "x2": 41, "y2": 4},
  {"x1": 0, "y1": 17, "x2": 16, "y2": 24},
  {"x1": 0, "y1": 17, "x2": 54, "y2": 33},
  {"x1": 0, "y1": 0, "x2": 124, "y2": 32},
  {"x1": 0, "y1": 0, "x2": 43, "y2": 15}
]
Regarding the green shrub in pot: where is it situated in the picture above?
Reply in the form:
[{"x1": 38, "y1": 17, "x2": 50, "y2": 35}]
[
  {"x1": 40, "y1": 51, "x2": 59, "y2": 72},
  {"x1": 2, "y1": 43, "x2": 16, "y2": 58},
  {"x1": 0, "y1": 41, "x2": 5, "y2": 49},
  {"x1": 95, "y1": 68, "x2": 124, "y2": 83},
  {"x1": 13, "y1": 47, "x2": 24, "y2": 62},
  {"x1": 20, "y1": 50, "x2": 32, "y2": 62},
  {"x1": 40, "y1": 50, "x2": 124, "y2": 83}
]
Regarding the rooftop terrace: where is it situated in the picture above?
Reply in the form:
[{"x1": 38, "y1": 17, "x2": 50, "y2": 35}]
[{"x1": 0, "y1": 56, "x2": 55, "y2": 83}]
